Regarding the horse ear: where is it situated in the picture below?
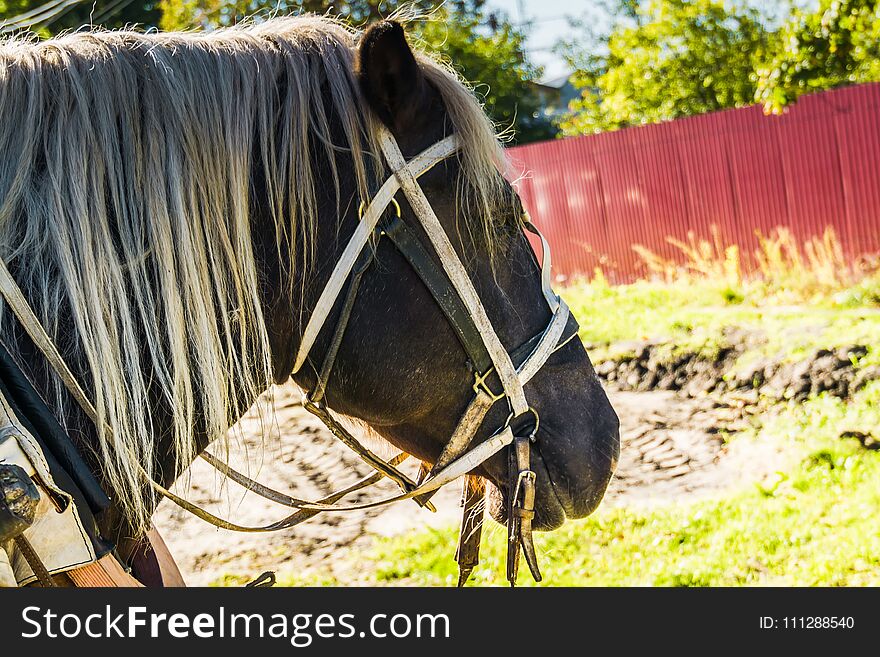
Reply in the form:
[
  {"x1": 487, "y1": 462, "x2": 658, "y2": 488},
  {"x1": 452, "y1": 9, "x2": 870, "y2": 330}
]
[{"x1": 355, "y1": 21, "x2": 427, "y2": 132}]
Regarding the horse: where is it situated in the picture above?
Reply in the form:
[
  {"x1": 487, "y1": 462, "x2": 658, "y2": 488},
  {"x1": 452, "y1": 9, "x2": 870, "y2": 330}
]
[{"x1": 0, "y1": 15, "x2": 619, "y2": 586}]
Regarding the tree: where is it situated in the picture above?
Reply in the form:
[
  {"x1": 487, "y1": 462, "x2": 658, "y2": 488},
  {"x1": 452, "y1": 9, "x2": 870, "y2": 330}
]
[
  {"x1": 0, "y1": 0, "x2": 162, "y2": 33},
  {"x1": 158, "y1": 1, "x2": 485, "y2": 31},
  {"x1": 414, "y1": 10, "x2": 554, "y2": 143},
  {"x1": 559, "y1": 0, "x2": 773, "y2": 136},
  {"x1": 755, "y1": 0, "x2": 880, "y2": 113}
]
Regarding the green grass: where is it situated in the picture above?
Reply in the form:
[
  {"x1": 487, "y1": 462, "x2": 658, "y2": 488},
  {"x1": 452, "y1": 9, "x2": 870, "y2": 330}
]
[
  {"x1": 276, "y1": 382, "x2": 880, "y2": 587},
  {"x1": 562, "y1": 278, "x2": 880, "y2": 368}
]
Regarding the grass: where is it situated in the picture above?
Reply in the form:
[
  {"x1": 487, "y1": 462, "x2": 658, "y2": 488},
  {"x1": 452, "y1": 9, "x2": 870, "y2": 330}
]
[
  {"x1": 563, "y1": 277, "x2": 880, "y2": 368},
  {"x1": 275, "y1": 382, "x2": 880, "y2": 587},
  {"x1": 580, "y1": 225, "x2": 880, "y2": 365},
  {"x1": 632, "y1": 225, "x2": 876, "y2": 304}
]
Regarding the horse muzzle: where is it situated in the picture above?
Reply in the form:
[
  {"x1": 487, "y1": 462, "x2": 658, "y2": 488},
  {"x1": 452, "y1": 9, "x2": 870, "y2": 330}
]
[{"x1": 483, "y1": 419, "x2": 620, "y2": 531}]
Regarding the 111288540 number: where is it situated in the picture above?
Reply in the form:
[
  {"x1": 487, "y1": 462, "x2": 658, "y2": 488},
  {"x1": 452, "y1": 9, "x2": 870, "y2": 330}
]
[{"x1": 783, "y1": 617, "x2": 854, "y2": 629}]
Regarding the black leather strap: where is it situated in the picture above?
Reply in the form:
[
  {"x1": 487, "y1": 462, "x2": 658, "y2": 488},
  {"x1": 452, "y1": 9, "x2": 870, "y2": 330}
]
[
  {"x1": 382, "y1": 214, "x2": 494, "y2": 376},
  {"x1": 309, "y1": 246, "x2": 376, "y2": 405},
  {"x1": 0, "y1": 341, "x2": 110, "y2": 515}
]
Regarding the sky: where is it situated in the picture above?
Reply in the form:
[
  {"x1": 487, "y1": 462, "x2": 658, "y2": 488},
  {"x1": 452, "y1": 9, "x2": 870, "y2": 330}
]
[
  {"x1": 485, "y1": 0, "x2": 598, "y2": 82},
  {"x1": 485, "y1": 1, "x2": 815, "y2": 83}
]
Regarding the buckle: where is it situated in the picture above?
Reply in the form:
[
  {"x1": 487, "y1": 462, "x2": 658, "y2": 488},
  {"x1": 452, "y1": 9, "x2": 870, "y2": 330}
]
[
  {"x1": 512, "y1": 469, "x2": 536, "y2": 510},
  {"x1": 472, "y1": 368, "x2": 506, "y2": 402}
]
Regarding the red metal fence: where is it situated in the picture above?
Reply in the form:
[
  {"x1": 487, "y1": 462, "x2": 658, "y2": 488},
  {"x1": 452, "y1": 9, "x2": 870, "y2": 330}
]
[{"x1": 508, "y1": 82, "x2": 880, "y2": 283}]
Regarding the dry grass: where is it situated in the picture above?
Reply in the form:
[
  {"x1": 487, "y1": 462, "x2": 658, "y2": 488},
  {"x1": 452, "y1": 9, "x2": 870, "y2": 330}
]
[{"x1": 632, "y1": 225, "x2": 879, "y2": 304}]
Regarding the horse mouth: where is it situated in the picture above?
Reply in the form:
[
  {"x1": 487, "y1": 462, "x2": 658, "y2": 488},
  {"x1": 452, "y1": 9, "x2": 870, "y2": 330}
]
[{"x1": 483, "y1": 440, "x2": 613, "y2": 532}]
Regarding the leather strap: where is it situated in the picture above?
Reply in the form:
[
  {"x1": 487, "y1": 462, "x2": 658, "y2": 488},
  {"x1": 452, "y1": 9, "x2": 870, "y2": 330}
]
[
  {"x1": 377, "y1": 126, "x2": 528, "y2": 416},
  {"x1": 507, "y1": 433, "x2": 541, "y2": 585},
  {"x1": 293, "y1": 135, "x2": 460, "y2": 374},
  {"x1": 433, "y1": 390, "x2": 496, "y2": 474},
  {"x1": 524, "y1": 219, "x2": 559, "y2": 312},
  {"x1": 455, "y1": 474, "x2": 485, "y2": 587},
  {"x1": 428, "y1": 316, "x2": 573, "y2": 480},
  {"x1": 155, "y1": 426, "x2": 514, "y2": 531},
  {"x1": 309, "y1": 246, "x2": 376, "y2": 405},
  {"x1": 0, "y1": 259, "x2": 101, "y2": 431},
  {"x1": 382, "y1": 214, "x2": 493, "y2": 376},
  {"x1": 13, "y1": 534, "x2": 55, "y2": 587},
  {"x1": 301, "y1": 398, "x2": 428, "y2": 505}
]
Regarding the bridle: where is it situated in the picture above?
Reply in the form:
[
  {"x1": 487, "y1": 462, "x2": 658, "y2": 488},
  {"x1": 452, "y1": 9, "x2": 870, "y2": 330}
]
[
  {"x1": 0, "y1": 124, "x2": 572, "y2": 586},
  {"x1": 290, "y1": 125, "x2": 572, "y2": 584}
]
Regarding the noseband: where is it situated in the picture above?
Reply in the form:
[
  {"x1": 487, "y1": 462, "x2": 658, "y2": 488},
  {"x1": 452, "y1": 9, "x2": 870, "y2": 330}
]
[{"x1": 0, "y1": 125, "x2": 571, "y2": 587}]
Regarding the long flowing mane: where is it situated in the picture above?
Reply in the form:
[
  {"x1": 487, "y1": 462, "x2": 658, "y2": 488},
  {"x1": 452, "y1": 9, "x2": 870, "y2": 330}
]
[{"x1": 0, "y1": 15, "x2": 509, "y2": 532}]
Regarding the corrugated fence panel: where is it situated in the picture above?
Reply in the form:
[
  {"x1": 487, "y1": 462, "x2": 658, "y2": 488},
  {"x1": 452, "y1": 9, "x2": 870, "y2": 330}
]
[
  {"x1": 508, "y1": 82, "x2": 880, "y2": 282},
  {"x1": 836, "y1": 84, "x2": 880, "y2": 255}
]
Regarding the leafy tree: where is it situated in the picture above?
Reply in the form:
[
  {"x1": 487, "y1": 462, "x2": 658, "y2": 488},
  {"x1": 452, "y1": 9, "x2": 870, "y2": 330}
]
[
  {"x1": 560, "y1": 0, "x2": 773, "y2": 135},
  {"x1": 158, "y1": 0, "x2": 484, "y2": 30},
  {"x1": 755, "y1": 0, "x2": 880, "y2": 113},
  {"x1": 0, "y1": 0, "x2": 162, "y2": 33},
  {"x1": 413, "y1": 10, "x2": 554, "y2": 143}
]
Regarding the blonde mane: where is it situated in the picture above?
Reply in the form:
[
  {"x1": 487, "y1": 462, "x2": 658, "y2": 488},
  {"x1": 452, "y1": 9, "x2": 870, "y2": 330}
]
[{"x1": 0, "y1": 15, "x2": 509, "y2": 533}]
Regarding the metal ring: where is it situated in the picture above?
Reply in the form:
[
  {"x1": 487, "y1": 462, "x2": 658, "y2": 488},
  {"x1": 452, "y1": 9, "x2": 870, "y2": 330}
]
[
  {"x1": 498, "y1": 406, "x2": 540, "y2": 442},
  {"x1": 358, "y1": 196, "x2": 401, "y2": 220}
]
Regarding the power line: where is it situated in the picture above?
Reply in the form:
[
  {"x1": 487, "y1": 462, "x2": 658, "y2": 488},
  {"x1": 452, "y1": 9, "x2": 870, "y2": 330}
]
[
  {"x1": 1, "y1": 0, "x2": 89, "y2": 34},
  {"x1": 93, "y1": 0, "x2": 139, "y2": 24},
  {"x1": 0, "y1": 0, "x2": 69, "y2": 28}
]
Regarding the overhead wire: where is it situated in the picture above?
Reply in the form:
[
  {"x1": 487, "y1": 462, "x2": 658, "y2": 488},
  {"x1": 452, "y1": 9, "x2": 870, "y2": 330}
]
[
  {"x1": 0, "y1": 0, "x2": 89, "y2": 34},
  {"x1": 92, "y1": 0, "x2": 139, "y2": 24}
]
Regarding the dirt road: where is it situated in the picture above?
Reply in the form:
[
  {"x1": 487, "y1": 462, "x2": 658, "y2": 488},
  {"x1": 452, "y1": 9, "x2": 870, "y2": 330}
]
[{"x1": 154, "y1": 385, "x2": 787, "y2": 585}]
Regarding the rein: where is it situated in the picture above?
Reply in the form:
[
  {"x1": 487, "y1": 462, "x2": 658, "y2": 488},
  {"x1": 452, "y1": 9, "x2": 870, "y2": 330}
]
[{"x1": 0, "y1": 125, "x2": 571, "y2": 587}]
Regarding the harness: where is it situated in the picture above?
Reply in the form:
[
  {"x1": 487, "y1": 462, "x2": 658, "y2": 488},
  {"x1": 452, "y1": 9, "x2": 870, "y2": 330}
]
[{"x1": 0, "y1": 125, "x2": 571, "y2": 587}]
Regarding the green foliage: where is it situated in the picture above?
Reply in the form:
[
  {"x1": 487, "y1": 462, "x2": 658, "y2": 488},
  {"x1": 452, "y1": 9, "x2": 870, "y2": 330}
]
[
  {"x1": 755, "y1": 0, "x2": 880, "y2": 113},
  {"x1": 721, "y1": 286, "x2": 745, "y2": 305},
  {"x1": 834, "y1": 272, "x2": 880, "y2": 307},
  {"x1": 157, "y1": 0, "x2": 462, "y2": 30},
  {"x1": 560, "y1": 0, "x2": 772, "y2": 135},
  {"x1": 562, "y1": 0, "x2": 880, "y2": 133},
  {"x1": 0, "y1": 0, "x2": 35, "y2": 18},
  {"x1": 412, "y1": 11, "x2": 554, "y2": 143}
]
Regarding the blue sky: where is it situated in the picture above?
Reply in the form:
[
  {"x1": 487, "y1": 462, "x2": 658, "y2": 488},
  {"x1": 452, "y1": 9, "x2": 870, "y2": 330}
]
[
  {"x1": 485, "y1": 0, "x2": 597, "y2": 81},
  {"x1": 484, "y1": 1, "x2": 814, "y2": 83}
]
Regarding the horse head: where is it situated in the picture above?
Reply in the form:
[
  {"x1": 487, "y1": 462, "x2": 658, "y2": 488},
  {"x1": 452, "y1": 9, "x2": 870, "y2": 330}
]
[{"x1": 285, "y1": 21, "x2": 620, "y2": 532}]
